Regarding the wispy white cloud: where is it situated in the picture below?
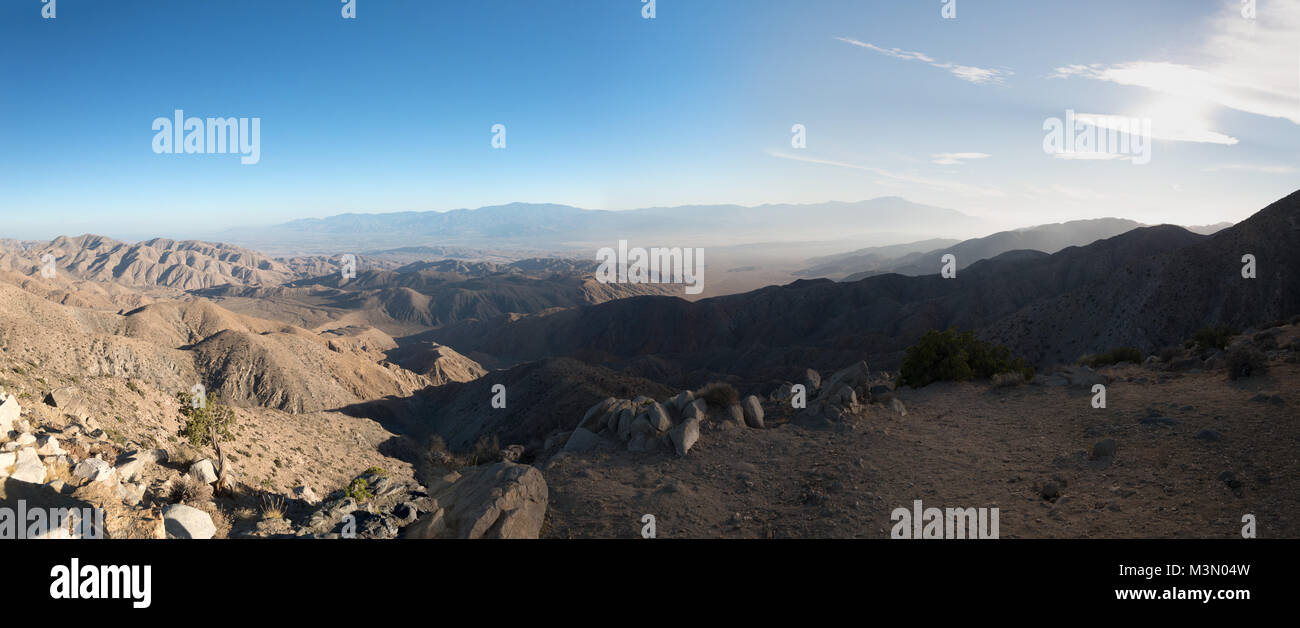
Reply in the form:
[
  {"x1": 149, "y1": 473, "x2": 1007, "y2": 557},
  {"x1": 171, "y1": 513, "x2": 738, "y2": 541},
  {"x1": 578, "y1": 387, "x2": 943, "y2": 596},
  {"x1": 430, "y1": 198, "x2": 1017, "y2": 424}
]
[
  {"x1": 835, "y1": 37, "x2": 1012, "y2": 85},
  {"x1": 1075, "y1": 110, "x2": 1238, "y2": 145},
  {"x1": 931, "y1": 152, "x2": 991, "y2": 165},
  {"x1": 766, "y1": 150, "x2": 1006, "y2": 197},
  {"x1": 1050, "y1": 2, "x2": 1300, "y2": 126}
]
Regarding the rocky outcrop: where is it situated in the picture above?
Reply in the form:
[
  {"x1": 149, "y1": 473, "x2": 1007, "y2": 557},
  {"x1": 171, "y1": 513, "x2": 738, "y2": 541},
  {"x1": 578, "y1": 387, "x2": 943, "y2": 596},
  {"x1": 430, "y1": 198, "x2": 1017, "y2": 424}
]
[{"x1": 421, "y1": 462, "x2": 548, "y2": 539}]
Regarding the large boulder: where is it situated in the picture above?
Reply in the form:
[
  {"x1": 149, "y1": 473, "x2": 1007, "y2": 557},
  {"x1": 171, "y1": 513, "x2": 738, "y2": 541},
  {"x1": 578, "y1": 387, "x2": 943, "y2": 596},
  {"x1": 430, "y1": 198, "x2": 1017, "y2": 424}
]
[
  {"x1": 188, "y1": 459, "x2": 218, "y2": 484},
  {"x1": 669, "y1": 417, "x2": 701, "y2": 456},
  {"x1": 0, "y1": 393, "x2": 20, "y2": 434},
  {"x1": 44, "y1": 387, "x2": 91, "y2": 420},
  {"x1": 419, "y1": 461, "x2": 548, "y2": 539},
  {"x1": 564, "y1": 427, "x2": 608, "y2": 453},
  {"x1": 667, "y1": 391, "x2": 695, "y2": 415},
  {"x1": 578, "y1": 397, "x2": 617, "y2": 431},
  {"x1": 724, "y1": 404, "x2": 745, "y2": 426},
  {"x1": 740, "y1": 395, "x2": 765, "y2": 428},
  {"x1": 645, "y1": 402, "x2": 672, "y2": 433},
  {"x1": 818, "y1": 362, "x2": 870, "y2": 403},
  {"x1": 682, "y1": 398, "x2": 707, "y2": 422},
  {"x1": 162, "y1": 504, "x2": 217, "y2": 539},
  {"x1": 10, "y1": 447, "x2": 46, "y2": 484},
  {"x1": 35, "y1": 435, "x2": 65, "y2": 457}
]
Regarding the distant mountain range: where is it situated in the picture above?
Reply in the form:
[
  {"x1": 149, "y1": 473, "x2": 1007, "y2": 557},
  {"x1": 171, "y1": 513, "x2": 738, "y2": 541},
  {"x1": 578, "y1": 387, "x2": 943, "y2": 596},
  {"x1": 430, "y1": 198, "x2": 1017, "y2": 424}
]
[
  {"x1": 797, "y1": 218, "x2": 1236, "y2": 281},
  {"x1": 424, "y1": 190, "x2": 1300, "y2": 388},
  {"x1": 216, "y1": 198, "x2": 991, "y2": 255}
]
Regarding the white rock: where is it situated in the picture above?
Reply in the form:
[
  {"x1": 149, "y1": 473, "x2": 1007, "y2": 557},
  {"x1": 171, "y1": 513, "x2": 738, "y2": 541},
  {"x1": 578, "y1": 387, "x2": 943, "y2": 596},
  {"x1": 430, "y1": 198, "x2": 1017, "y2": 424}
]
[
  {"x1": 34, "y1": 435, "x2": 65, "y2": 457},
  {"x1": 293, "y1": 485, "x2": 320, "y2": 504},
  {"x1": 188, "y1": 459, "x2": 218, "y2": 484},
  {"x1": 14, "y1": 432, "x2": 36, "y2": 446},
  {"x1": 0, "y1": 451, "x2": 14, "y2": 477},
  {"x1": 162, "y1": 504, "x2": 216, "y2": 539},
  {"x1": 0, "y1": 393, "x2": 19, "y2": 434},
  {"x1": 11, "y1": 447, "x2": 46, "y2": 484},
  {"x1": 73, "y1": 457, "x2": 115, "y2": 483}
]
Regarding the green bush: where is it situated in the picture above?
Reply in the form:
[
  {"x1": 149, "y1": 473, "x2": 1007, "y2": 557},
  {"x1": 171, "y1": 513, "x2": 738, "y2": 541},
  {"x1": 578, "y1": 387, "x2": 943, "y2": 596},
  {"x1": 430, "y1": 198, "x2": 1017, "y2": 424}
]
[
  {"x1": 345, "y1": 477, "x2": 373, "y2": 503},
  {"x1": 899, "y1": 328, "x2": 1034, "y2": 388},
  {"x1": 1192, "y1": 325, "x2": 1236, "y2": 351},
  {"x1": 1083, "y1": 347, "x2": 1144, "y2": 368},
  {"x1": 176, "y1": 392, "x2": 236, "y2": 450}
]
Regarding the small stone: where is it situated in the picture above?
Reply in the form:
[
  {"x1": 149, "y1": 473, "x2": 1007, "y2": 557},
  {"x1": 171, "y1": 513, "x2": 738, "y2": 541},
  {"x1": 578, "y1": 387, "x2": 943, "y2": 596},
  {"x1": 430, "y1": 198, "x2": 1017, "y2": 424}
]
[
  {"x1": 73, "y1": 457, "x2": 115, "y2": 483},
  {"x1": 162, "y1": 504, "x2": 216, "y2": 539},
  {"x1": 294, "y1": 485, "x2": 320, "y2": 504},
  {"x1": 1091, "y1": 438, "x2": 1117, "y2": 460},
  {"x1": 890, "y1": 398, "x2": 907, "y2": 416}
]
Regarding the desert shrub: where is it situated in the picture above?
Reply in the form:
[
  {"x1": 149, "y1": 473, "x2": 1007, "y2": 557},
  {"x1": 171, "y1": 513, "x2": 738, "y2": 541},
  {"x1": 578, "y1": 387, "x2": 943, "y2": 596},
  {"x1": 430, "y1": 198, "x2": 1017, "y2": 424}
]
[
  {"x1": 1226, "y1": 345, "x2": 1267, "y2": 380},
  {"x1": 126, "y1": 380, "x2": 145, "y2": 396},
  {"x1": 470, "y1": 433, "x2": 500, "y2": 465},
  {"x1": 261, "y1": 495, "x2": 285, "y2": 520},
  {"x1": 1192, "y1": 325, "x2": 1236, "y2": 351},
  {"x1": 990, "y1": 371, "x2": 1026, "y2": 388},
  {"x1": 427, "y1": 435, "x2": 448, "y2": 457},
  {"x1": 176, "y1": 391, "x2": 237, "y2": 488},
  {"x1": 170, "y1": 475, "x2": 213, "y2": 505},
  {"x1": 345, "y1": 477, "x2": 373, "y2": 503},
  {"x1": 176, "y1": 392, "x2": 237, "y2": 449},
  {"x1": 899, "y1": 328, "x2": 1034, "y2": 388},
  {"x1": 1083, "y1": 347, "x2": 1144, "y2": 368},
  {"x1": 694, "y1": 381, "x2": 740, "y2": 407},
  {"x1": 364, "y1": 466, "x2": 388, "y2": 477}
]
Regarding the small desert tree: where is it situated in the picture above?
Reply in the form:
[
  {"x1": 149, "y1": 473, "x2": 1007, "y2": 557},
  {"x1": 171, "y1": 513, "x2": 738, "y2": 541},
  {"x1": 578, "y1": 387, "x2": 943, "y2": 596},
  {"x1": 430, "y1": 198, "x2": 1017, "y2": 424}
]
[{"x1": 176, "y1": 391, "x2": 237, "y2": 492}]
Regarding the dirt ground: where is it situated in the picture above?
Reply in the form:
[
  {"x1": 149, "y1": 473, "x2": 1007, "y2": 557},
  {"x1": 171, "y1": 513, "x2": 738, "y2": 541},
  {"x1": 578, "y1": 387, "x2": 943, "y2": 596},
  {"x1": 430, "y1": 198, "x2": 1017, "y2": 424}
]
[{"x1": 541, "y1": 362, "x2": 1299, "y2": 539}]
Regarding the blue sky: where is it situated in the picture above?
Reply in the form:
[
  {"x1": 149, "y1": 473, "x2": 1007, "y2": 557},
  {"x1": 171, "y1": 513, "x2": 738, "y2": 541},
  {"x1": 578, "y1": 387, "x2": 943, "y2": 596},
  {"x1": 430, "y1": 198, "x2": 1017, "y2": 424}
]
[{"x1": 1, "y1": 0, "x2": 1297, "y2": 240}]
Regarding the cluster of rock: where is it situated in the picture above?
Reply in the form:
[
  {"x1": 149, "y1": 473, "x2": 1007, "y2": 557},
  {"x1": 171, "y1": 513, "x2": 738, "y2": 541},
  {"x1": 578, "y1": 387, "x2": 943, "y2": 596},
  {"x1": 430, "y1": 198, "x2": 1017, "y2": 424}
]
[
  {"x1": 297, "y1": 462, "x2": 548, "y2": 539},
  {"x1": 557, "y1": 389, "x2": 766, "y2": 457},
  {"x1": 780, "y1": 362, "x2": 905, "y2": 425},
  {"x1": 1, "y1": 389, "x2": 174, "y2": 538}
]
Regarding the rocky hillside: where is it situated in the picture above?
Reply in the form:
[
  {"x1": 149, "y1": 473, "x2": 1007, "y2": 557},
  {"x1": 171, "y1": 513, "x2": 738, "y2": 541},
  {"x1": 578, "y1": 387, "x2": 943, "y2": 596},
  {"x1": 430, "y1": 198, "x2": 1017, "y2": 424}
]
[
  {"x1": 23, "y1": 235, "x2": 298, "y2": 290},
  {"x1": 837, "y1": 217, "x2": 1144, "y2": 281},
  {"x1": 426, "y1": 226, "x2": 1210, "y2": 383},
  {"x1": 196, "y1": 257, "x2": 679, "y2": 337}
]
